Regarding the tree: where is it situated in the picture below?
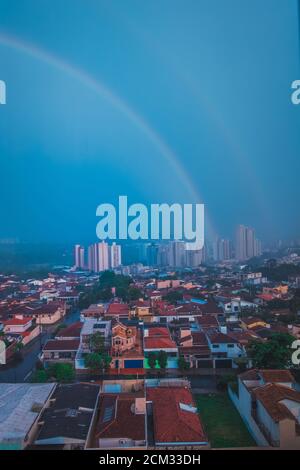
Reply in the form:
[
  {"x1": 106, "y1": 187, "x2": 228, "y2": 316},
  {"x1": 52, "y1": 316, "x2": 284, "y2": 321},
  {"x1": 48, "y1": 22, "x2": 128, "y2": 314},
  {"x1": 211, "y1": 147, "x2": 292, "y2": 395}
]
[
  {"x1": 216, "y1": 373, "x2": 237, "y2": 391},
  {"x1": 84, "y1": 352, "x2": 111, "y2": 372},
  {"x1": 84, "y1": 352, "x2": 102, "y2": 370},
  {"x1": 290, "y1": 289, "x2": 300, "y2": 314},
  {"x1": 147, "y1": 352, "x2": 157, "y2": 370},
  {"x1": 233, "y1": 357, "x2": 248, "y2": 372},
  {"x1": 50, "y1": 363, "x2": 75, "y2": 382},
  {"x1": 178, "y1": 355, "x2": 190, "y2": 371},
  {"x1": 31, "y1": 369, "x2": 48, "y2": 383},
  {"x1": 90, "y1": 332, "x2": 105, "y2": 353},
  {"x1": 127, "y1": 287, "x2": 143, "y2": 301},
  {"x1": 163, "y1": 291, "x2": 183, "y2": 304},
  {"x1": 157, "y1": 350, "x2": 168, "y2": 370},
  {"x1": 247, "y1": 333, "x2": 295, "y2": 369}
]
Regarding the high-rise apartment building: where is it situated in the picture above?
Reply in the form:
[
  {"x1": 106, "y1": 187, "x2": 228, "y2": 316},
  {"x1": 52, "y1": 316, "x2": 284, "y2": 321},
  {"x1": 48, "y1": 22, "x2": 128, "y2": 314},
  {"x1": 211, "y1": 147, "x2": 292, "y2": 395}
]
[
  {"x1": 74, "y1": 244, "x2": 85, "y2": 269},
  {"x1": 110, "y1": 242, "x2": 122, "y2": 268},
  {"x1": 168, "y1": 241, "x2": 186, "y2": 268},
  {"x1": 213, "y1": 238, "x2": 232, "y2": 261},
  {"x1": 235, "y1": 225, "x2": 261, "y2": 261},
  {"x1": 85, "y1": 241, "x2": 121, "y2": 272},
  {"x1": 185, "y1": 249, "x2": 202, "y2": 267}
]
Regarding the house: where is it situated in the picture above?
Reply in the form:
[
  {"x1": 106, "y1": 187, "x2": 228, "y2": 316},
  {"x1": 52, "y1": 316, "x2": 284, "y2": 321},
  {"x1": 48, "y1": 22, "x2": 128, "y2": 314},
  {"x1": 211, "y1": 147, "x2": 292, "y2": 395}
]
[
  {"x1": 144, "y1": 327, "x2": 178, "y2": 368},
  {"x1": 105, "y1": 302, "x2": 130, "y2": 321},
  {"x1": 152, "y1": 301, "x2": 177, "y2": 323},
  {"x1": 29, "y1": 302, "x2": 66, "y2": 325},
  {"x1": 111, "y1": 321, "x2": 137, "y2": 353},
  {"x1": 3, "y1": 316, "x2": 40, "y2": 346},
  {"x1": 93, "y1": 394, "x2": 146, "y2": 449},
  {"x1": 196, "y1": 299, "x2": 223, "y2": 316},
  {"x1": 41, "y1": 339, "x2": 79, "y2": 367},
  {"x1": 40, "y1": 289, "x2": 59, "y2": 302},
  {"x1": 229, "y1": 369, "x2": 300, "y2": 448},
  {"x1": 132, "y1": 300, "x2": 153, "y2": 322},
  {"x1": 197, "y1": 314, "x2": 219, "y2": 330},
  {"x1": 179, "y1": 330, "x2": 212, "y2": 369},
  {"x1": 79, "y1": 318, "x2": 111, "y2": 352},
  {"x1": 146, "y1": 386, "x2": 209, "y2": 448},
  {"x1": 174, "y1": 303, "x2": 202, "y2": 322},
  {"x1": 156, "y1": 279, "x2": 180, "y2": 290},
  {"x1": 80, "y1": 304, "x2": 105, "y2": 319},
  {"x1": 0, "y1": 383, "x2": 56, "y2": 449},
  {"x1": 3, "y1": 316, "x2": 33, "y2": 334},
  {"x1": 75, "y1": 318, "x2": 111, "y2": 372},
  {"x1": 144, "y1": 327, "x2": 177, "y2": 354},
  {"x1": 241, "y1": 317, "x2": 268, "y2": 331},
  {"x1": 55, "y1": 321, "x2": 82, "y2": 340},
  {"x1": 206, "y1": 330, "x2": 246, "y2": 368},
  {"x1": 110, "y1": 321, "x2": 144, "y2": 372},
  {"x1": 33, "y1": 383, "x2": 99, "y2": 450},
  {"x1": 221, "y1": 297, "x2": 258, "y2": 318}
]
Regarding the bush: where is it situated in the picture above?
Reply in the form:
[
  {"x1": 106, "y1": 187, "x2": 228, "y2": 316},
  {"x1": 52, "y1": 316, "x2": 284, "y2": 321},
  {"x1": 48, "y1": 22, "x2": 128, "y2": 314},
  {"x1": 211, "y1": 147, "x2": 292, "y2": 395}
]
[
  {"x1": 216, "y1": 374, "x2": 237, "y2": 391},
  {"x1": 31, "y1": 369, "x2": 48, "y2": 383},
  {"x1": 48, "y1": 363, "x2": 75, "y2": 382}
]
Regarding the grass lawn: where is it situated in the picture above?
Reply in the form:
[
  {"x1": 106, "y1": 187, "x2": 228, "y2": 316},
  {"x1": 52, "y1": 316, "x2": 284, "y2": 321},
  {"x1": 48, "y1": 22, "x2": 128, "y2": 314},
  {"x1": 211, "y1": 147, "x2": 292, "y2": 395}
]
[{"x1": 195, "y1": 393, "x2": 256, "y2": 448}]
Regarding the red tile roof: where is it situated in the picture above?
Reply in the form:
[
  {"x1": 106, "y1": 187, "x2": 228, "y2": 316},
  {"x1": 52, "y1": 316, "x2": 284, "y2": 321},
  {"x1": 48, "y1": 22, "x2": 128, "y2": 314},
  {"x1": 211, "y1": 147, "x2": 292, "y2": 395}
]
[
  {"x1": 96, "y1": 395, "x2": 145, "y2": 441},
  {"x1": 253, "y1": 383, "x2": 300, "y2": 422},
  {"x1": 55, "y1": 321, "x2": 82, "y2": 339},
  {"x1": 144, "y1": 327, "x2": 177, "y2": 350},
  {"x1": 106, "y1": 303, "x2": 129, "y2": 315},
  {"x1": 147, "y1": 327, "x2": 170, "y2": 337},
  {"x1": 197, "y1": 315, "x2": 219, "y2": 328},
  {"x1": 208, "y1": 331, "x2": 239, "y2": 344},
  {"x1": 239, "y1": 369, "x2": 296, "y2": 384},
  {"x1": 3, "y1": 317, "x2": 33, "y2": 326},
  {"x1": 43, "y1": 339, "x2": 79, "y2": 351},
  {"x1": 147, "y1": 387, "x2": 207, "y2": 444},
  {"x1": 259, "y1": 369, "x2": 295, "y2": 384},
  {"x1": 144, "y1": 337, "x2": 177, "y2": 350},
  {"x1": 192, "y1": 332, "x2": 209, "y2": 347}
]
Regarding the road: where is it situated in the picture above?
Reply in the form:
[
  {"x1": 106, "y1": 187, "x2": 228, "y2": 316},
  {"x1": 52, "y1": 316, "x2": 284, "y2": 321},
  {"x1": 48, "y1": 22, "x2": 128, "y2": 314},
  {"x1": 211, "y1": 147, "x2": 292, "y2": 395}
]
[{"x1": 0, "y1": 309, "x2": 80, "y2": 383}]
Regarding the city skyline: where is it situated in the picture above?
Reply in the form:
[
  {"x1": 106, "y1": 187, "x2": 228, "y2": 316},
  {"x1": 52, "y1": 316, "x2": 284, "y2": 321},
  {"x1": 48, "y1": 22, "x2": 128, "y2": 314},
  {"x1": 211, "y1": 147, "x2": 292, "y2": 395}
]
[{"x1": 73, "y1": 223, "x2": 263, "y2": 271}]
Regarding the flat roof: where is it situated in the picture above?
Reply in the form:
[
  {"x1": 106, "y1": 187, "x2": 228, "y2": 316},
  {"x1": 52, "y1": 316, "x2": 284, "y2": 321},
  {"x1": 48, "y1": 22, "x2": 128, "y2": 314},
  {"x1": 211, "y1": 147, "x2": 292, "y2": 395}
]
[{"x1": 0, "y1": 383, "x2": 56, "y2": 443}]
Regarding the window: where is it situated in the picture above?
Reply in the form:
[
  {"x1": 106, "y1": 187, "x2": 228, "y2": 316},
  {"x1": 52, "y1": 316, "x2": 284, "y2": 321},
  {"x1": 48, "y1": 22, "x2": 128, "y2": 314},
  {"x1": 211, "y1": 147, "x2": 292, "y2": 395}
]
[
  {"x1": 227, "y1": 344, "x2": 234, "y2": 348},
  {"x1": 212, "y1": 344, "x2": 219, "y2": 348}
]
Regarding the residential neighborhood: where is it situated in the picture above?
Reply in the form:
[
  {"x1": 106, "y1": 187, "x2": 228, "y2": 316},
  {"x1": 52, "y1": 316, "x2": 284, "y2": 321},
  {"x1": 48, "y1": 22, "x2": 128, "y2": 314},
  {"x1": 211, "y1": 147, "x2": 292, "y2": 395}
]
[{"x1": 1, "y1": 240, "x2": 300, "y2": 451}]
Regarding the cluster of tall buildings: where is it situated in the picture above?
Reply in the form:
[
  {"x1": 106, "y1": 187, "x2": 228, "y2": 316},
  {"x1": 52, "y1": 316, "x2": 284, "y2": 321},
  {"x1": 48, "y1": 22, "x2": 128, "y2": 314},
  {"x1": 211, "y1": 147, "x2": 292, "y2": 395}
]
[
  {"x1": 213, "y1": 238, "x2": 233, "y2": 262},
  {"x1": 123, "y1": 241, "x2": 204, "y2": 268},
  {"x1": 74, "y1": 242, "x2": 122, "y2": 272},
  {"x1": 235, "y1": 224, "x2": 262, "y2": 261},
  {"x1": 74, "y1": 224, "x2": 262, "y2": 271},
  {"x1": 213, "y1": 225, "x2": 261, "y2": 262}
]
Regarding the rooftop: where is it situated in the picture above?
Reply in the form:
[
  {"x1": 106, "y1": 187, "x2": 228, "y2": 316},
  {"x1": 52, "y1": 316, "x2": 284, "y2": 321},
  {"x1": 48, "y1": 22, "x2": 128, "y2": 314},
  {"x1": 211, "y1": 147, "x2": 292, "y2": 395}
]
[
  {"x1": 35, "y1": 383, "x2": 99, "y2": 444},
  {"x1": 95, "y1": 394, "x2": 146, "y2": 444},
  {"x1": 147, "y1": 387, "x2": 207, "y2": 445},
  {"x1": 0, "y1": 383, "x2": 55, "y2": 444},
  {"x1": 55, "y1": 321, "x2": 82, "y2": 339},
  {"x1": 43, "y1": 339, "x2": 80, "y2": 351},
  {"x1": 253, "y1": 383, "x2": 300, "y2": 423}
]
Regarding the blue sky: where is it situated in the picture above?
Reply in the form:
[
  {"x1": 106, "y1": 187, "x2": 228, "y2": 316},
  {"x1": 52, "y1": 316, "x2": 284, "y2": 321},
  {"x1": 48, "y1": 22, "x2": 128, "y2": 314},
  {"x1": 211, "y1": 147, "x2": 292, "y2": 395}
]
[{"x1": 0, "y1": 0, "x2": 299, "y2": 243}]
